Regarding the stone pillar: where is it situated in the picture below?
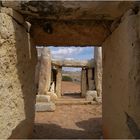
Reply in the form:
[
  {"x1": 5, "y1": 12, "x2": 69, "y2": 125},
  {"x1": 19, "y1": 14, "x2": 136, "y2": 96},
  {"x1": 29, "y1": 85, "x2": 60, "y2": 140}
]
[
  {"x1": 88, "y1": 68, "x2": 95, "y2": 90},
  {"x1": 102, "y1": 14, "x2": 140, "y2": 138},
  {"x1": 94, "y1": 47, "x2": 102, "y2": 97},
  {"x1": 81, "y1": 68, "x2": 87, "y2": 97},
  {"x1": 35, "y1": 58, "x2": 41, "y2": 92},
  {"x1": 0, "y1": 10, "x2": 37, "y2": 138},
  {"x1": 38, "y1": 48, "x2": 51, "y2": 95},
  {"x1": 56, "y1": 67, "x2": 62, "y2": 97}
]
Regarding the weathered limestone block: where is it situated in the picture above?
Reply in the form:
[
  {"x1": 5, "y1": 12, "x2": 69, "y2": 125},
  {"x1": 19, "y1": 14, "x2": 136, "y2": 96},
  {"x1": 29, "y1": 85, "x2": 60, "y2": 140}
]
[
  {"x1": 0, "y1": 12, "x2": 37, "y2": 139},
  {"x1": 36, "y1": 95, "x2": 50, "y2": 102},
  {"x1": 86, "y1": 90, "x2": 97, "y2": 102},
  {"x1": 102, "y1": 14, "x2": 140, "y2": 139},
  {"x1": 96, "y1": 97, "x2": 102, "y2": 104},
  {"x1": 47, "y1": 91, "x2": 58, "y2": 101},
  {"x1": 87, "y1": 69, "x2": 95, "y2": 90},
  {"x1": 38, "y1": 48, "x2": 52, "y2": 95},
  {"x1": 52, "y1": 59, "x2": 95, "y2": 68},
  {"x1": 35, "y1": 102, "x2": 56, "y2": 112},
  {"x1": 94, "y1": 47, "x2": 102, "y2": 97},
  {"x1": 56, "y1": 67, "x2": 62, "y2": 97},
  {"x1": 35, "y1": 59, "x2": 41, "y2": 90},
  {"x1": 121, "y1": 9, "x2": 134, "y2": 22},
  {"x1": 81, "y1": 68, "x2": 87, "y2": 97},
  {"x1": 0, "y1": 7, "x2": 24, "y2": 24},
  {"x1": 88, "y1": 80, "x2": 95, "y2": 90},
  {"x1": 88, "y1": 68, "x2": 92, "y2": 79},
  {"x1": 49, "y1": 82, "x2": 55, "y2": 92}
]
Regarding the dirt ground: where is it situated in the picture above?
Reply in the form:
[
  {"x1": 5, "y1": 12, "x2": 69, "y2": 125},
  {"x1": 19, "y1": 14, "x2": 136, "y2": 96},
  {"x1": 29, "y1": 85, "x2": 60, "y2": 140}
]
[
  {"x1": 32, "y1": 104, "x2": 102, "y2": 139},
  {"x1": 61, "y1": 81, "x2": 81, "y2": 95},
  {"x1": 32, "y1": 81, "x2": 102, "y2": 139}
]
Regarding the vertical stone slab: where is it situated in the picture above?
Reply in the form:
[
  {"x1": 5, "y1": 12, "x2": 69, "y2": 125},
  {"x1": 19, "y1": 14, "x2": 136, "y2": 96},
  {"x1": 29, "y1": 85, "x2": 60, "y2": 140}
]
[
  {"x1": 94, "y1": 47, "x2": 102, "y2": 97},
  {"x1": 0, "y1": 12, "x2": 37, "y2": 138},
  {"x1": 81, "y1": 68, "x2": 87, "y2": 97},
  {"x1": 102, "y1": 14, "x2": 140, "y2": 138},
  {"x1": 35, "y1": 58, "x2": 41, "y2": 91},
  {"x1": 38, "y1": 48, "x2": 51, "y2": 95},
  {"x1": 56, "y1": 67, "x2": 62, "y2": 97},
  {"x1": 35, "y1": 47, "x2": 43, "y2": 90},
  {"x1": 88, "y1": 68, "x2": 95, "y2": 90}
]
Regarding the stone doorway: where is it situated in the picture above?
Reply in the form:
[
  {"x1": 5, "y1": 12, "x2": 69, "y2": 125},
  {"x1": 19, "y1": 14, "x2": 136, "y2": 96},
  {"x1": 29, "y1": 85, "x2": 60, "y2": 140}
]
[
  {"x1": 35, "y1": 46, "x2": 100, "y2": 106},
  {"x1": 1, "y1": 1, "x2": 140, "y2": 139},
  {"x1": 33, "y1": 46, "x2": 102, "y2": 139},
  {"x1": 61, "y1": 67, "x2": 82, "y2": 100}
]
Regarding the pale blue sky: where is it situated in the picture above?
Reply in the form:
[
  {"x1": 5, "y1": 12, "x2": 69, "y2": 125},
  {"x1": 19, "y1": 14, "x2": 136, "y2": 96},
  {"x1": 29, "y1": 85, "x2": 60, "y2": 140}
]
[
  {"x1": 48, "y1": 46, "x2": 94, "y2": 71},
  {"x1": 48, "y1": 46, "x2": 94, "y2": 60}
]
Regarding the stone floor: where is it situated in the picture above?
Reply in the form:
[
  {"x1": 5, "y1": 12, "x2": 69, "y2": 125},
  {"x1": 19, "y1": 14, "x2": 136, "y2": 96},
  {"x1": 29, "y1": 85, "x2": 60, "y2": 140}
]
[{"x1": 32, "y1": 102, "x2": 102, "y2": 139}]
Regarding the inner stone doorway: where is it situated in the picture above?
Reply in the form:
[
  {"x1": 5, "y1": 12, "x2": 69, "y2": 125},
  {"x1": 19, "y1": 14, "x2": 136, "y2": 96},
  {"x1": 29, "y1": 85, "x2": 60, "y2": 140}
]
[
  {"x1": 61, "y1": 67, "x2": 81, "y2": 100},
  {"x1": 33, "y1": 46, "x2": 102, "y2": 139}
]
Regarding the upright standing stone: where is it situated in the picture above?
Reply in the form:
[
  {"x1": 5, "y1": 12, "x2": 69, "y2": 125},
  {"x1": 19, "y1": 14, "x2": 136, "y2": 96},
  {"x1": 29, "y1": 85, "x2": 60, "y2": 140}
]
[
  {"x1": 0, "y1": 11, "x2": 37, "y2": 139},
  {"x1": 94, "y1": 47, "x2": 102, "y2": 97},
  {"x1": 38, "y1": 48, "x2": 52, "y2": 95},
  {"x1": 81, "y1": 68, "x2": 87, "y2": 97},
  {"x1": 88, "y1": 68, "x2": 95, "y2": 90},
  {"x1": 56, "y1": 67, "x2": 62, "y2": 97},
  {"x1": 102, "y1": 14, "x2": 140, "y2": 138},
  {"x1": 35, "y1": 47, "x2": 43, "y2": 90}
]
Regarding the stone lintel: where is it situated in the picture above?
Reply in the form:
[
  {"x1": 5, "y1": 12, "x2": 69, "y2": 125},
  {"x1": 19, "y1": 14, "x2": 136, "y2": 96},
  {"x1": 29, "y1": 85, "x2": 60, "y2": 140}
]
[{"x1": 52, "y1": 59, "x2": 95, "y2": 68}]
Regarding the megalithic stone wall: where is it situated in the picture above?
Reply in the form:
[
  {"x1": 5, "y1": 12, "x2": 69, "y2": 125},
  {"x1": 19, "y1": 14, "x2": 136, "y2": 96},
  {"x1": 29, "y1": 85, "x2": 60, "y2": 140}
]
[
  {"x1": 102, "y1": 13, "x2": 140, "y2": 139},
  {"x1": 0, "y1": 8, "x2": 37, "y2": 138}
]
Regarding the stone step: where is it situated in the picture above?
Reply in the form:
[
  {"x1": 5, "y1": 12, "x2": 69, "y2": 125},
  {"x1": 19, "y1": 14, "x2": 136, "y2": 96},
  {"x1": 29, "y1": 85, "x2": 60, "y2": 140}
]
[
  {"x1": 35, "y1": 102, "x2": 56, "y2": 112},
  {"x1": 54, "y1": 99, "x2": 92, "y2": 105}
]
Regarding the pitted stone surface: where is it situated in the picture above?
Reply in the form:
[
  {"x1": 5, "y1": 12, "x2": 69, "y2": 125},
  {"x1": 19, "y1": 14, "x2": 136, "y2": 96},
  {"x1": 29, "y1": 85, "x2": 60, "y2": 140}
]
[
  {"x1": 2, "y1": 1, "x2": 137, "y2": 46},
  {"x1": 36, "y1": 95, "x2": 50, "y2": 103},
  {"x1": 0, "y1": 12, "x2": 37, "y2": 139},
  {"x1": 94, "y1": 47, "x2": 102, "y2": 97},
  {"x1": 86, "y1": 90, "x2": 97, "y2": 102},
  {"x1": 35, "y1": 102, "x2": 56, "y2": 112}
]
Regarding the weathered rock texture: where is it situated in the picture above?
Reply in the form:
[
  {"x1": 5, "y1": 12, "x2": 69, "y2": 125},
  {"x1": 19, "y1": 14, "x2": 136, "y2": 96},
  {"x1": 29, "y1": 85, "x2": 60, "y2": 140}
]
[
  {"x1": 86, "y1": 90, "x2": 97, "y2": 102},
  {"x1": 88, "y1": 69, "x2": 95, "y2": 90},
  {"x1": 102, "y1": 14, "x2": 140, "y2": 139},
  {"x1": 52, "y1": 59, "x2": 94, "y2": 68},
  {"x1": 2, "y1": 1, "x2": 137, "y2": 46},
  {"x1": 81, "y1": 68, "x2": 87, "y2": 97},
  {"x1": 36, "y1": 95, "x2": 50, "y2": 103},
  {"x1": 35, "y1": 102, "x2": 56, "y2": 112},
  {"x1": 94, "y1": 47, "x2": 102, "y2": 97},
  {"x1": 0, "y1": 10, "x2": 37, "y2": 138},
  {"x1": 38, "y1": 48, "x2": 51, "y2": 95},
  {"x1": 56, "y1": 67, "x2": 62, "y2": 97}
]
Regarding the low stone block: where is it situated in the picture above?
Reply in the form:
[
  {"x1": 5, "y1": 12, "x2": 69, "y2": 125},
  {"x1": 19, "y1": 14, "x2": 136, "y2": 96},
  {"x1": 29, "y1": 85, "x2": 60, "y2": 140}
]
[
  {"x1": 36, "y1": 95, "x2": 50, "y2": 102},
  {"x1": 35, "y1": 102, "x2": 56, "y2": 112},
  {"x1": 86, "y1": 90, "x2": 97, "y2": 101},
  {"x1": 47, "y1": 92, "x2": 58, "y2": 101}
]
